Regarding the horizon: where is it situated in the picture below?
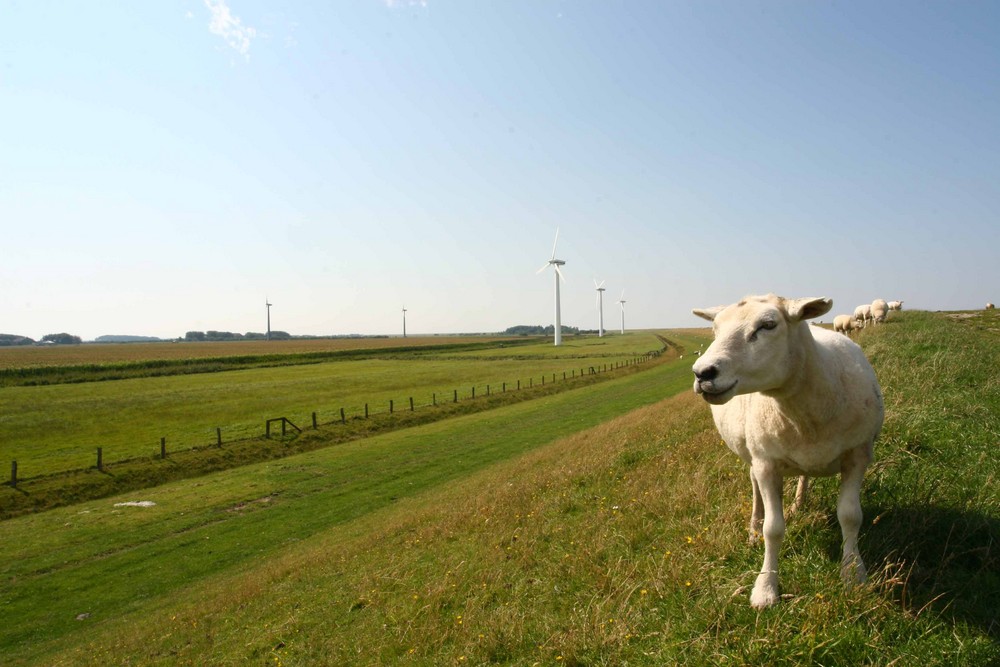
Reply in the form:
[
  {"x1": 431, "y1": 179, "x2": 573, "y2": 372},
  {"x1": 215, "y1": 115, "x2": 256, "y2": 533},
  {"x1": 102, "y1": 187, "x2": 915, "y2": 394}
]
[{"x1": 3, "y1": 2, "x2": 998, "y2": 341}]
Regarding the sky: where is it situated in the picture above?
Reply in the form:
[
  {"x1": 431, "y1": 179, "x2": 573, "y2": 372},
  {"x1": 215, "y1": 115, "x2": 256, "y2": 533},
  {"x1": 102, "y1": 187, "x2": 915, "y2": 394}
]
[{"x1": 2, "y1": 1, "x2": 999, "y2": 341}]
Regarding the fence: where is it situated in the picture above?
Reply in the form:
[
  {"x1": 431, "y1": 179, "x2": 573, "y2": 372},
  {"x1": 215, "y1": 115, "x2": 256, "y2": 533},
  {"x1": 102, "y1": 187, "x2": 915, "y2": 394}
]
[{"x1": 6, "y1": 354, "x2": 659, "y2": 487}]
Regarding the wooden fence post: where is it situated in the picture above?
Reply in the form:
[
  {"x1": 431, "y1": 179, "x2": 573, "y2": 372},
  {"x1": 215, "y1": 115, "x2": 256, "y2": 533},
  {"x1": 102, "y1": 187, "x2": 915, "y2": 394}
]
[
  {"x1": 96, "y1": 447, "x2": 103, "y2": 471},
  {"x1": 390, "y1": 399, "x2": 394, "y2": 414},
  {"x1": 433, "y1": 392, "x2": 437, "y2": 406},
  {"x1": 365, "y1": 403, "x2": 369, "y2": 419},
  {"x1": 10, "y1": 461, "x2": 16, "y2": 488},
  {"x1": 312, "y1": 412, "x2": 317, "y2": 429},
  {"x1": 503, "y1": 382, "x2": 506, "y2": 393},
  {"x1": 453, "y1": 389, "x2": 458, "y2": 403},
  {"x1": 217, "y1": 427, "x2": 223, "y2": 446},
  {"x1": 161, "y1": 437, "x2": 167, "y2": 459},
  {"x1": 472, "y1": 386, "x2": 475, "y2": 398},
  {"x1": 341, "y1": 407, "x2": 346, "y2": 424},
  {"x1": 409, "y1": 397, "x2": 414, "y2": 411}
]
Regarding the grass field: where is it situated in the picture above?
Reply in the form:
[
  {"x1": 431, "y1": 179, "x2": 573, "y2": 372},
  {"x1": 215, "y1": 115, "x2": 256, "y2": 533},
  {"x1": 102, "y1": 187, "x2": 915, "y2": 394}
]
[
  {"x1": 0, "y1": 332, "x2": 680, "y2": 479},
  {"x1": 2, "y1": 312, "x2": 997, "y2": 665}
]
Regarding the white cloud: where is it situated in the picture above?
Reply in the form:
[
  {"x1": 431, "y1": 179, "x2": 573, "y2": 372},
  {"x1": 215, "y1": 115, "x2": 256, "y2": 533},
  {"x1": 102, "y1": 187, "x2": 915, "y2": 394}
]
[{"x1": 204, "y1": 0, "x2": 256, "y2": 60}]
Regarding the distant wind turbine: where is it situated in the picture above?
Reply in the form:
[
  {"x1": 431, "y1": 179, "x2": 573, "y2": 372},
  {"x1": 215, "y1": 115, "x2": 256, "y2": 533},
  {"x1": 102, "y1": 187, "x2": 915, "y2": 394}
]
[
  {"x1": 617, "y1": 289, "x2": 626, "y2": 334},
  {"x1": 402, "y1": 306, "x2": 407, "y2": 338},
  {"x1": 265, "y1": 298, "x2": 273, "y2": 341},
  {"x1": 595, "y1": 279, "x2": 606, "y2": 337},
  {"x1": 536, "y1": 228, "x2": 567, "y2": 346}
]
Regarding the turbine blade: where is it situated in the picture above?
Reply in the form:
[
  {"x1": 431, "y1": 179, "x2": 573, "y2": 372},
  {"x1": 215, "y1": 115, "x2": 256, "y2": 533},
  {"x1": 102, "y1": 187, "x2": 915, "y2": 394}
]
[
  {"x1": 550, "y1": 227, "x2": 560, "y2": 260},
  {"x1": 554, "y1": 264, "x2": 566, "y2": 283},
  {"x1": 536, "y1": 262, "x2": 552, "y2": 274}
]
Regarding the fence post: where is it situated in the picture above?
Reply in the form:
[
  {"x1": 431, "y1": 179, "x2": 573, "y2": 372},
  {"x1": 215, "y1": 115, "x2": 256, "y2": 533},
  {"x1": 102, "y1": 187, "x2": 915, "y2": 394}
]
[
  {"x1": 472, "y1": 386, "x2": 475, "y2": 398},
  {"x1": 161, "y1": 437, "x2": 167, "y2": 459},
  {"x1": 390, "y1": 399, "x2": 394, "y2": 414},
  {"x1": 96, "y1": 447, "x2": 103, "y2": 471},
  {"x1": 518, "y1": 380, "x2": 521, "y2": 390},
  {"x1": 409, "y1": 397, "x2": 414, "y2": 411},
  {"x1": 503, "y1": 382, "x2": 506, "y2": 393},
  {"x1": 433, "y1": 392, "x2": 437, "y2": 406},
  {"x1": 266, "y1": 420, "x2": 271, "y2": 438},
  {"x1": 217, "y1": 428, "x2": 223, "y2": 446},
  {"x1": 365, "y1": 403, "x2": 369, "y2": 419},
  {"x1": 282, "y1": 419, "x2": 287, "y2": 437},
  {"x1": 453, "y1": 389, "x2": 458, "y2": 403},
  {"x1": 312, "y1": 412, "x2": 318, "y2": 429},
  {"x1": 10, "y1": 461, "x2": 16, "y2": 488},
  {"x1": 341, "y1": 407, "x2": 346, "y2": 424}
]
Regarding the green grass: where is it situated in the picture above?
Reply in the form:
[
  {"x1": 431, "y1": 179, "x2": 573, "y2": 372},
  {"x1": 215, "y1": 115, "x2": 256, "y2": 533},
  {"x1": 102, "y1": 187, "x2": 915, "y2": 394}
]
[
  {"x1": 0, "y1": 332, "x2": 673, "y2": 478},
  {"x1": 0, "y1": 353, "x2": 698, "y2": 665},
  {"x1": 3, "y1": 313, "x2": 996, "y2": 665}
]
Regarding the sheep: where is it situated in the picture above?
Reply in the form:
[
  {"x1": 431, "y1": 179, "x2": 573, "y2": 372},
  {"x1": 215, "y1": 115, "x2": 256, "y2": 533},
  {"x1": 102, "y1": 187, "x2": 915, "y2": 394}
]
[
  {"x1": 870, "y1": 299, "x2": 889, "y2": 324},
  {"x1": 987, "y1": 303, "x2": 996, "y2": 310},
  {"x1": 691, "y1": 294, "x2": 884, "y2": 609},
  {"x1": 853, "y1": 304, "x2": 872, "y2": 328},
  {"x1": 887, "y1": 300, "x2": 903, "y2": 311},
  {"x1": 833, "y1": 314, "x2": 855, "y2": 334}
]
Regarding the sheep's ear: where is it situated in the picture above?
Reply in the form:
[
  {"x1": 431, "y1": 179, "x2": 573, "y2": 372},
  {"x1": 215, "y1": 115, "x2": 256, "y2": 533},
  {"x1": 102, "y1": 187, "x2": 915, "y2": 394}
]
[
  {"x1": 786, "y1": 297, "x2": 832, "y2": 322},
  {"x1": 692, "y1": 306, "x2": 725, "y2": 322}
]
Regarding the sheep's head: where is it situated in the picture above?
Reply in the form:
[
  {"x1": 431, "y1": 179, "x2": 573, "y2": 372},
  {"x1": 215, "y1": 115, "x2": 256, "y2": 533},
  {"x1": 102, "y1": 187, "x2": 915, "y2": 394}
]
[{"x1": 690, "y1": 294, "x2": 832, "y2": 405}]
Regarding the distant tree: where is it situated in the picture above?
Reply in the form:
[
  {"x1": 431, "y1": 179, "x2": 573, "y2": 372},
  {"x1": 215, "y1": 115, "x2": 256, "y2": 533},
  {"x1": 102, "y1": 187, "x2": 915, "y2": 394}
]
[
  {"x1": 206, "y1": 331, "x2": 243, "y2": 341},
  {"x1": 244, "y1": 332, "x2": 267, "y2": 340},
  {"x1": 184, "y1": 331, "x2": 207, "y2": 342},
  {"x1": 269, "y1": 330, "x2": 292, "y2": 340},
  {"x1": 0, "y1": 334, "x2": 35, "y2": 346},
  {"x1": 41, "y1": 333, "x2": 82, "y2": 345}
]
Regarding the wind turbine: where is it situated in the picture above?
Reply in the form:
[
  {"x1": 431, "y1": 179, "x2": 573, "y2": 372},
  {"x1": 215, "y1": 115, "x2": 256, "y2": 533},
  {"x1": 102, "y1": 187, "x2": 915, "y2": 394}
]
[
  {"x1": 617, "y1": 289, "x2": 626, "y2": 334},
  {"x1": 402, "y1": 306, "x2": 407, "y2": 338},
  {"x1": 265, "y1": 298, "x2": 273, "y2": 341},
  {"x1": 536, "y1": 228, "x2": 566, "y2": 346},
  {"x1": 594, "y1": 279, "x2": 606, "y2": 337}
]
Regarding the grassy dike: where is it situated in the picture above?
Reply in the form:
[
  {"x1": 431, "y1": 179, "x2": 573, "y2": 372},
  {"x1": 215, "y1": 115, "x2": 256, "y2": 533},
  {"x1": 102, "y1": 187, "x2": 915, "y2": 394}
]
[
  {"x1": 5, "y1": 311, "x2": 999, "y2": 665},
  {"x1": 0, "y1": 352, "x2": 697, "y2": 665}
]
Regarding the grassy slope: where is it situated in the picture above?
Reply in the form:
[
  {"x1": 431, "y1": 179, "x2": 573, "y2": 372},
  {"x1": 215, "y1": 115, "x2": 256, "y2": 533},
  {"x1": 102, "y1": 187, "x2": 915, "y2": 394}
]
[
  {"x1": 6, "y1": 313, "x2": 999, "y2": 665},
  {"x1": 0, "y1": 351, "x2": 697, "y2": 665},
  {"x1": 0, "y1": 333, "x2": 667, "y2": 476}
]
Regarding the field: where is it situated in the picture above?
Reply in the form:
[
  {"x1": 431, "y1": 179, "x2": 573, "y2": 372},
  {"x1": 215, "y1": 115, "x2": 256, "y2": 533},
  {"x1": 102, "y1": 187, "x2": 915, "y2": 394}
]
[{"x1": 1, "y1": 312, "x2": 998, "y2": 665}]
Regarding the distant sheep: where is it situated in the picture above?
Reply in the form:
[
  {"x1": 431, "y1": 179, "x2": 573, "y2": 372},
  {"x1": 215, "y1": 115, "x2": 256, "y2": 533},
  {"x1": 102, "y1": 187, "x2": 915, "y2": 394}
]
[
  {"x1": 691, "y1": 294, "x2": 884, "y2": 608},
  {"x1": 987, "y1": 303, "x2": 996, "y2": 310},
  {"x1": 888, "y1": 300, "x2": 903, "y2": 311},
  {"x1": 853, "y1": 304, "x2": 872, "y2": 328},
  {"x1": 833, "y1": 314, "x2": 855, "y2": 335},
  {"x1": 871, "y1": 299, "x2": 889, "y2": 324}
]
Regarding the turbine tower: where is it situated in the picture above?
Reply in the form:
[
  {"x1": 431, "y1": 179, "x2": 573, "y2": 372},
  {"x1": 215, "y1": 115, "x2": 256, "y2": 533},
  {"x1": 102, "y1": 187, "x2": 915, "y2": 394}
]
[
  {"x1": 402, "y1": 306, "x2": 407, "y2": 338},
  {"x1": 595, "y1": 279, "x2": 606, "y2": 337},
  {"x1": 265, "y1": 298, "x2": 273, "y2": 341},
  {"x1": 617, "y1": 289, "x2": 626, "y2": 334},
  {"x1": 536, "y1": 228, "x2": 566, "y2": 346}
]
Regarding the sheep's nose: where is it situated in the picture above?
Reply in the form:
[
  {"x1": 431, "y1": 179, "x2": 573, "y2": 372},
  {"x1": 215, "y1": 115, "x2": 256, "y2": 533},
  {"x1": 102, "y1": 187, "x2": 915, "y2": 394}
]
[{"x1": 694, "y1": 364, "x2": 719, "y2": 382}]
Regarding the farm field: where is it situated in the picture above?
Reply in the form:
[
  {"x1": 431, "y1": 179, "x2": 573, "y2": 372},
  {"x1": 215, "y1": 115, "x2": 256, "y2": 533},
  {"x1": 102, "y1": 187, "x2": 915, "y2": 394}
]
[
  {"x1": 0, "y1": 335, "x2": 518, "y2": 370},
  {"x1": 0, "y1": 332, "x2": 684, "y2": 479},
  {"x1": 2, "y1": 311, "x2": 997, "y2": 665}
]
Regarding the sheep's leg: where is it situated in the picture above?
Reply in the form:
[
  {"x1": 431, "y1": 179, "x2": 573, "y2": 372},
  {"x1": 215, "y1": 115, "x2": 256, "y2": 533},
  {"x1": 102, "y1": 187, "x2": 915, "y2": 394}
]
[
  {"x1": 837, "y1": 448, "x2": 869, "y2": 586},
  {"x1": 789, "y1": 476, "x2": 809, "y2": 514},
  {"x1": 748, "y1": 469, "x2": 764, "y2": 544},
  {"x1": 750, "y1": 461, "x2": 784, "y2": 609}
]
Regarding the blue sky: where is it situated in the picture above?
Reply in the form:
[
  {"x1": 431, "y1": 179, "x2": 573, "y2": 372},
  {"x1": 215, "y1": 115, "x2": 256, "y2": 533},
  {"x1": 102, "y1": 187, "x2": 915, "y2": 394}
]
[{"x1": 2, "y1": 1, "x2": 998, "y2": 340}]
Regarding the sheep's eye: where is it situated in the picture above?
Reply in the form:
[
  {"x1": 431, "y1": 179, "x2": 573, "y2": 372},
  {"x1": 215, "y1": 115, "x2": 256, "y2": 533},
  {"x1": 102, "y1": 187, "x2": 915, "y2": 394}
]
[{"x1": 749, "y1": 320, "x2": 777, "y2": 342}]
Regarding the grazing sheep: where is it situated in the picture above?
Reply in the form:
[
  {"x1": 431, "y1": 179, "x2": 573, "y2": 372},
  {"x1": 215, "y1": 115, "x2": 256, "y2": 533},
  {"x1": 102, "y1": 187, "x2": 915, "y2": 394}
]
[
  {"x1": 987, "y1": 303, "x2": 996, "y2": 310},
  {"x1": 853, "y1": 304, "x2": 872, "y2": 328},
  {"x1": 871, "y1": 299, "x2": 889, "y2": 324},
  {"x1": 691, "y1": 294, "x2": 884, "y2": 609},
  {"x1": 833, "y1": 314, "x2": 855, "y2": 334},
  {"x1": 887, "y1": 300, "x2": 903, "y2": 311}
]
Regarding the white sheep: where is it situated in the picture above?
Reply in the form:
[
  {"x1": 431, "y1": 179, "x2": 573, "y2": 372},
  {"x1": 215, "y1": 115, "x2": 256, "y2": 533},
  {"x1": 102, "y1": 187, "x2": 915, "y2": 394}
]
[
  {"x1": 833, "y1": 314, "x2": 855, "y2": 334},
  {"x1": 853, "y1": 304, "x2": 872, "y2": 328},
  {"x1": 691, "y1": 294, "x2": 884, "y2": 608},
  {"x1": 870, "y1": 299, "x2": 889, "y2": 324},
  {"x1": 887, "y1": 300, "x2": 903, "y2": 311},
  {"x1": 987, "y1": 303, "x2": 996, "y2": 310}
]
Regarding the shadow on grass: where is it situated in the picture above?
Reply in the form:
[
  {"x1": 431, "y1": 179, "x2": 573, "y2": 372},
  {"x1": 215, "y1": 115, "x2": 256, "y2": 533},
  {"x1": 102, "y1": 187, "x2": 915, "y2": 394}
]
[{"x1": 849, "y1": 503, "x2": 1000, "y2": 639}]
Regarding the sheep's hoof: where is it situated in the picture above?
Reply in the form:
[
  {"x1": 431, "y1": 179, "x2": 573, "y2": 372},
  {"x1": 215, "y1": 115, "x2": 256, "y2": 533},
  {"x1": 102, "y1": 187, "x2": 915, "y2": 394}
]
[
  {"x1": 750, "y1": 572, "x2": 780, "y2": 609},
  {"x1": 841, "y1": 557, "x2": 868, "y2": 587}
]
